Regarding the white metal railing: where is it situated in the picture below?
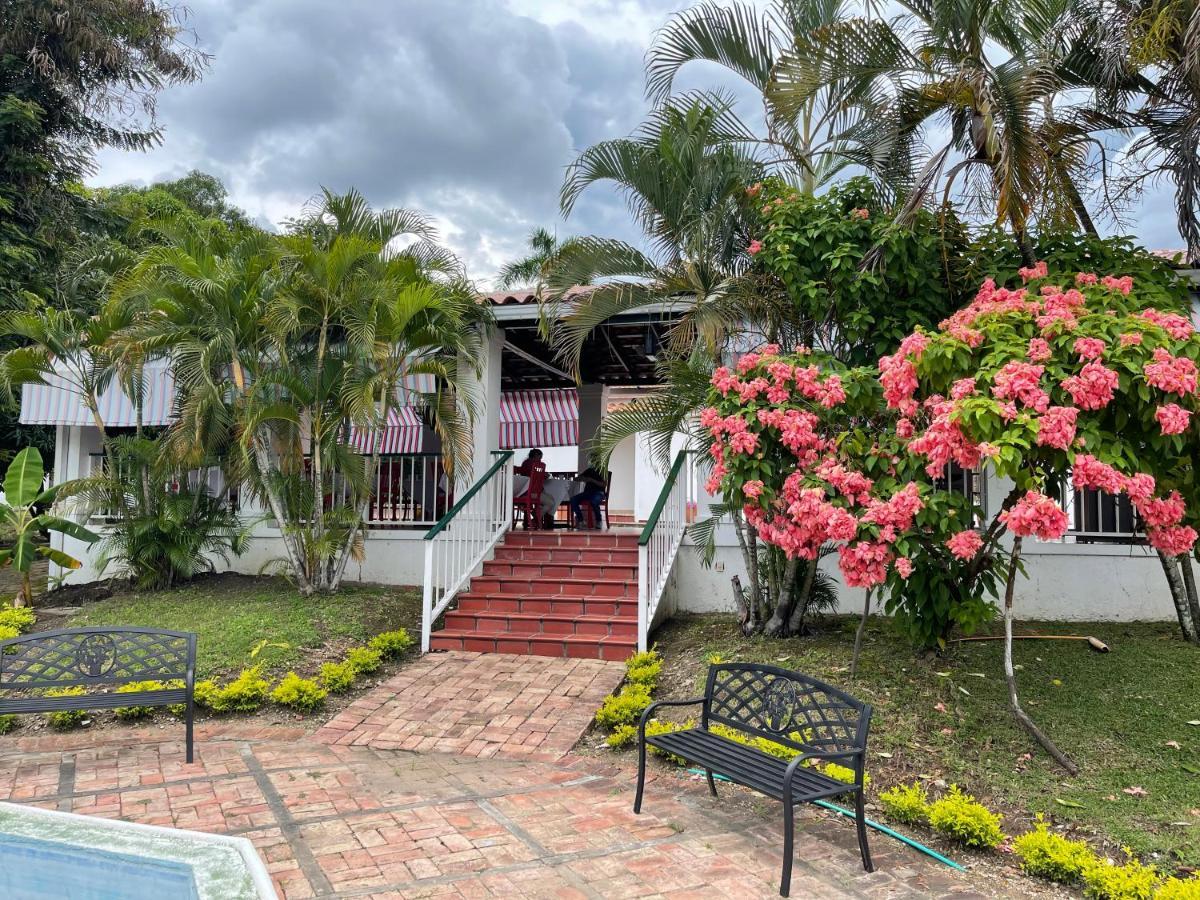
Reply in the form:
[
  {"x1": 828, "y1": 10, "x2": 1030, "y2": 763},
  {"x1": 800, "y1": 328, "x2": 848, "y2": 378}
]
[
  {"x1": 317, "y1": 453, "x2": 448, "y2": 527},
  {"x1": 636, "y1": 450, "x2": 693, "y2": 652},
  {"x1": 420, "y1": 450, "x2": 515, "y2": 651}
]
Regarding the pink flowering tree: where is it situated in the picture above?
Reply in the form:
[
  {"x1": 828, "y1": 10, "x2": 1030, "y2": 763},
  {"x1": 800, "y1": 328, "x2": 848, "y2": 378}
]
[
  {"x1": 703, "y1": 346, "x2": 1007, "y2": 648},
  {"x1": 875, "y1": 264, "x2": 1200, "y2": 772},
  {"x1": 707, "y1": 266, "x2": 1200, "y2": 773}
]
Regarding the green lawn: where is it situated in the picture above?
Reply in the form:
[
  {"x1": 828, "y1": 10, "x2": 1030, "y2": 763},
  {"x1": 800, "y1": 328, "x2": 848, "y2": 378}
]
[
  {"x1": 653, "y1": 614, "x2": 1200, "y2": 868},
  {"x1": 66, "y1": 576, "x2": 421, "y2": 678}
]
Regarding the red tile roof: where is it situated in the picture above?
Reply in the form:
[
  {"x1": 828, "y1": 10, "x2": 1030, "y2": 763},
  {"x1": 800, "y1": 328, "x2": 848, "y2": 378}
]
[{"x1": 481, "y1": 285, "x2": 593, "y2": 305}]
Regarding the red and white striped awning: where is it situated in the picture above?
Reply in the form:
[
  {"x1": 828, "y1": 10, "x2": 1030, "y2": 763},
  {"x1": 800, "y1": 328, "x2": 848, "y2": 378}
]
[
  {"x1": 347, "y1": 406, "x2": 426, "y2": 455},
  {"x1": 500, "y1": 389, "x2": 578, "y2": 449},
  {"x1": 20, "y1": 361, "x2": 176, "y2": 427}
]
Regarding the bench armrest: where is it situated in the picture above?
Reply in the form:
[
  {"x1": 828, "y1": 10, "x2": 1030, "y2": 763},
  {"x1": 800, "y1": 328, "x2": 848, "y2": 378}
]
[
  {"x1": 638, "y1": 696, "x2": 706, "y2": 739},
  {"x1": 783, "y1": 747, "x2": 865, "y2": 799}
]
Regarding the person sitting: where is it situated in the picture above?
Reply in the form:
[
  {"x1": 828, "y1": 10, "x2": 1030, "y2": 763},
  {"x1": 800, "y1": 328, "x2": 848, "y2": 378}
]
[
  {"x1": 515, "y1": 448, "x2": 544, "y2": 476},
  {"x1": 570, "y1": 466, "x2": 607, "y2": 529}
]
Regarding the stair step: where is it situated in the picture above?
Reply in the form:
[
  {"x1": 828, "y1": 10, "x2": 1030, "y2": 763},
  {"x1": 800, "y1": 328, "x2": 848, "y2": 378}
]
[
  {"x1": 457, "y1": 593, "x2": 635, "y2": 617},
  {"x1": 493, "y1": 546, "x2": 639, "y2": 565},
  {"x1": 444, "y1": 610, "x2": 637, "y2": 638},
  {"x1": 468, "y1": 576, "x2": 634, "y2": 598},
  {"x1": 481, "y1": 560, "x2": 637, "y2": 580},
  {"x1": 428, "y1": 628, "x2": 636, "y2": 661},
  {"x1": 502, "y1": 532, "x2": 638, "y2": 549}
]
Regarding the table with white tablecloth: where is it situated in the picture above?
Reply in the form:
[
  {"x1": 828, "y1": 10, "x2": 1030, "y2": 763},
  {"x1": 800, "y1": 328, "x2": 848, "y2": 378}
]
[{"x1": 513, "y1": 474, "x2": 582, "y2": 517}]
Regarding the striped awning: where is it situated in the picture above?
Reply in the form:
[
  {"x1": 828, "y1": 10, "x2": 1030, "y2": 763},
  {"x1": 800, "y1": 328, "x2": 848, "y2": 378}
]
[
  {"x1": 347, "y1": 406, "x2": 426, "y2": 455},
  {"x1": 20, "y1": 361, "x2": 176, "y2": 427},
  {"x1": 500, "y1": 389, "x2": 578, "y2": 449}
]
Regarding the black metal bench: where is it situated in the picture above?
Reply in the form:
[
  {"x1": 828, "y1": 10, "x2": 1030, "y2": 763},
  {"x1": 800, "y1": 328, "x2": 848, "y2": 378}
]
[
  {"x1": 0, "y1": 627, "x2": 197, "y2": 762},
  {"x1": 634, "y1": 662, "x2": 873, "y2": 896}
]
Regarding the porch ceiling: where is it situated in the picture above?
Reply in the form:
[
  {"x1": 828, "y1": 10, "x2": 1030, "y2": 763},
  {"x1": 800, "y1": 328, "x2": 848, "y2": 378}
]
[{"x1": 499, "y1": 317, "x2": 673, "y2": 390}]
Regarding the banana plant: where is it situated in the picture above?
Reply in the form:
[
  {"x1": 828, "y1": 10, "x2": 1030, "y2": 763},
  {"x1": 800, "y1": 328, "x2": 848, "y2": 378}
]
[{"x1": 0, "y1": 448, "x2": 98, "y2": 607}]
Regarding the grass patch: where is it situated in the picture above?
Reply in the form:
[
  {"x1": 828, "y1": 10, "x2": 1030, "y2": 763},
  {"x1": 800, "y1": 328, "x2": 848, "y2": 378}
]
[
  {"x1": 67, "y1": 575, "x2": 421, "y2": 678},
  {"x1": 654, "y1": 614, "x2": 1200, "y2": 867}
]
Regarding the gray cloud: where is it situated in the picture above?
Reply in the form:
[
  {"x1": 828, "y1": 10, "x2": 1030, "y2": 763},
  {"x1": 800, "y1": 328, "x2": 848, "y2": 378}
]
[{"x1": 92, "y1": 0, "x2": 1186, "y2": 286}]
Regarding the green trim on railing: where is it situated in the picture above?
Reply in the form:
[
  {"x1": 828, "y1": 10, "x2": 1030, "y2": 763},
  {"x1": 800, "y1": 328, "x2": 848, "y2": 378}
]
[
  {"x1": 638, "y1": 449, "x2": 689, "y2": 546},
  {"x1": 423, "y1": 450, "x2": 514, "y2": 540}
]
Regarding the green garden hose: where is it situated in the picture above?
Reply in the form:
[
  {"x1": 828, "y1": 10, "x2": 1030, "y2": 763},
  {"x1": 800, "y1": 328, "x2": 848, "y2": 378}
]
[{"x1": 685, "y1": 768, "x2": 966, "y2": 872}]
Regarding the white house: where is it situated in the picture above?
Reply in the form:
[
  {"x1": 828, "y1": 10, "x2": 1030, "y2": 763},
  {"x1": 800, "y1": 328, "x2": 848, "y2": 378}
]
[{"x1": 19, "y1": 288, "x2": 1182, "y2": 658}]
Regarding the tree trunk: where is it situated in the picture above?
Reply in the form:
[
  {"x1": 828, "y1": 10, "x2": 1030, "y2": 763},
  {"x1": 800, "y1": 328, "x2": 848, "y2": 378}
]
[
  {"x1": 251, "y1": 436, "x2": 313, "y2": 595},
  {"x1": 746, "y1": 526, "x2": 762, "y2": 625},
  {"x1": 850, "y1": 587, "x2": 873, "y2": 679},
  {"x1": 763, "y1": 557, "x2": 800, "y2": 637},
  {"x1": 329, "y1": 386, "x2": 390, "y2": 593},
  {"x1": 1159, "y1": 550, "x2": 1199, "y2": 643},
  {"x1": 1180, "y1": 553, "x2": 1200, "y2": 637},
  {"x1": 730, "y1": 512, "x2": 758, "y2": 634},
  {"x1": 1003, "y1": 537, "x2": 1079, "y2": 775},
  {"x1": 785, "y1": 557, "x2": 819, "y2": 635}
]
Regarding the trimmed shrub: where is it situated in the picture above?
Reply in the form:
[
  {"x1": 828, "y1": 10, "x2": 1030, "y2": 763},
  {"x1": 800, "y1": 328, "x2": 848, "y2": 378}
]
[
  {"x1": 822, "y1": 761, "x2": 869, "y2": 787},
  {"x1": 0, "y1": 605, "x2": 36, "y2": 634},
  {"x1": 193, "y1": 679, "x2": 219, "y2": 709},
  {"x1": 45, "y1": 686, "x2": 88, "y2": 730},
  {"x1": 1013, "y1": 817, "x2": 1094, "y2": 883},
  {"x1": 114, "y1": 681, "x2": 164, "y2": 720},
  {"x1": 1083, "y1": 858, "x2": 1159, "y2": 900},
  {"x1": 345, "y1": 646, "x2": 383, "y2": 676},
  {"x1": 206, "y1": 667, "x2": 270, "y2": 713},
  {"x1": 0, "y1": 714, "x2": 17, "y2": 734},
  {"x1": 319, "y1": 661, "x2": 357, "y2": 694},
  {"x1": 595, "y1": 684, "x2": 653, "y2": 730},
  {"x1": 879, "y1": 783, "x2": 929, "y2": 826},
  {"x1": 0, "y1": 624, "x2": 18, "y2": 642},
  {"x1": 1157, "y1": 877, "x2": 1200, "y2": 899},
  {"x1": 605, "y1": 718, "x2": 691, "y2": 756},
  {"x1": 271, "y1": 673, "x2": 327, "y2": 713},
  {"x1": 368, "y1": 629, "x2": 414, "y2": 659},
  {"x1": 624, "y1": 650, "x2": 662, "y2": 688},
  {"x1": 927, "y1": 786, "x2": 1006, "y2": 850}
]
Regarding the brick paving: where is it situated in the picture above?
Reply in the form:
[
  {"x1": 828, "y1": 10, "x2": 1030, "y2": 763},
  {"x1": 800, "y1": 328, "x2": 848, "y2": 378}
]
[{"x1": 0, "y1": 651, "x2": 1038, "y2": 898}]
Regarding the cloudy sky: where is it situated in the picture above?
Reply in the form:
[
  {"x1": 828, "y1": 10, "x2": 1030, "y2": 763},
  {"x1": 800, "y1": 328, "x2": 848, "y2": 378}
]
[{"x1": 92, "y1": 0, "x2": 1184, "y2": 288}]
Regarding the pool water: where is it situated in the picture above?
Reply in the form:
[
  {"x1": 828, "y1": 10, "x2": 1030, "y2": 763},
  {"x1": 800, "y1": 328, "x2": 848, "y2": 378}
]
[
  {"x1": 0, "y1": 802, "x2": 275, "y2": 900},
  {"x1": 1, "y1": 833, "x2": 200, "y2": 899}
]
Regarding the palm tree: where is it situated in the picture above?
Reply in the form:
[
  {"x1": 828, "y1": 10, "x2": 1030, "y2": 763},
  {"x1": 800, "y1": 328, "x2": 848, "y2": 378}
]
[
  {"x1": 497, "y1": 227, "x2": 560, "y2": 290},
  {"x1": 263, "y1": 189, "x2": 488, "y2": 591},
  {"x1": 769, "y1": 0, "x2": 1109, "y2": 262},
  {"x1": 645, "y1": 0, "x2": 911, "y2": 194},
  {"x1": 546, "y1": 97, "x2": 769, "y2": 379},
  {"x1": 1091, "y1": 0, "x2": 1200, "y2": 264}
]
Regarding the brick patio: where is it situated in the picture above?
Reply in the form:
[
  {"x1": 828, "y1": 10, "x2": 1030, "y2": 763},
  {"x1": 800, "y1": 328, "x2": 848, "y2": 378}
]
[{"x1": 0, "y1": 652, "x2": 1041, "y2": 898}]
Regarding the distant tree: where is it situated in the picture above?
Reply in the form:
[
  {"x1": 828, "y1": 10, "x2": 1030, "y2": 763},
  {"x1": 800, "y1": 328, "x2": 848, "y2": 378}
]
[
  {"x1": 498, "y1": 227, "x2": 559, "y2": 290},
  {"x1": 0, "y1": 0, "x2": 206, "y2": 304}
]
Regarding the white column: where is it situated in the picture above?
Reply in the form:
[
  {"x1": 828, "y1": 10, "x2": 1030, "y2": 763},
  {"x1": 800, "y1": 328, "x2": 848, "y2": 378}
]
[
  {"x1": 576, "y1": 383, "x2": 605, "y2": 470},
  {"x1": 459, "y1": 325, "x2": 504, "y2": 488}
]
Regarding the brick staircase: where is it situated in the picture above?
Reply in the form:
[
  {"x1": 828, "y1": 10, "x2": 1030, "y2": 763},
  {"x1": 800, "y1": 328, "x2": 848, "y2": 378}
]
[{"x1": 428, "y1": 530, "x2": 639, "y2": 660}]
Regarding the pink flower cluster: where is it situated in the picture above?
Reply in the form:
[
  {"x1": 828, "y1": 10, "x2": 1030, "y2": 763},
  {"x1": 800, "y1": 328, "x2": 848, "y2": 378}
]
[
  {"x1": 1144, "y1": 348, "x2": 1198, "y2": 397},
  {"x1": 1072, "y1": 454, "x2": 1125, "y2": 494},
  {"x1": 1101, "y1": 275, "x2": 1133, "y2": 294},
  {"x1": 1027, "y1": 338, "x2": 1051, "y2": 362},
  {"x1": 1076, "y1": 272, "x2": 1098, "y2": 287},
  {"x1": 1073, "y1": 337, "x2": 1106, "y2": 360},
  {"x1": 748, "y1": 240, "x2": 763, "y2": 255},
  {"x1": 1062, "y1": 360, "x2": 1118, "y2": 410},
  {"x1": 851, "y1": 208, "x2": 869, "y2": 220},
  {"x1": 1156, "y1": 403, "x2": 1192, "y2": 435},
  {"x1": 879, "y1": 351, "x2": 919, "y2": 412},
  {"x1": 992, "y1": 361, "x2": 1049, "y2": 411},
  {"x1": 1139, "y1": 309, "x2": 1194, "y2": 340},
  {"x1": 946, "y1": 529, "x2": 984, "y2": 560},
  {"x1": 837, "y1": 540, "x2": 893, "y2": 587},
  {"x1": 1036, "y1": 406, "x2": 1078, "y2": 450},
  {"x1": 998, "y1": 491, "x2": 1070, "y2": 540},
  {"x1": 907, "y1": 400, "x2": 983, "y2": 476},
  {"x1": 1018, "y1": 260, "x2": 1048, "y2": 282}
]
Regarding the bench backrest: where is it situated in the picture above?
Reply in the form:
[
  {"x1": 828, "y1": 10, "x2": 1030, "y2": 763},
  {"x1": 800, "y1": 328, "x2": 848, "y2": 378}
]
[
  {"x1": 0, "y1": 627, "x2": 196, "y2": 692},
  {"x1": 704, "y1": 663, "x2": 870, "y2": 755}
]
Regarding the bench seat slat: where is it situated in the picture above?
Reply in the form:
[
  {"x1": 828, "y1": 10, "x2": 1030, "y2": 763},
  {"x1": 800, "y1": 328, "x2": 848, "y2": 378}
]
[
  {"x1": 646, "y1": 728, "x2": 852, "y2": 803},
  {"x1": 0, "y1": 689, "x2": 187, "y2": 714}
]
